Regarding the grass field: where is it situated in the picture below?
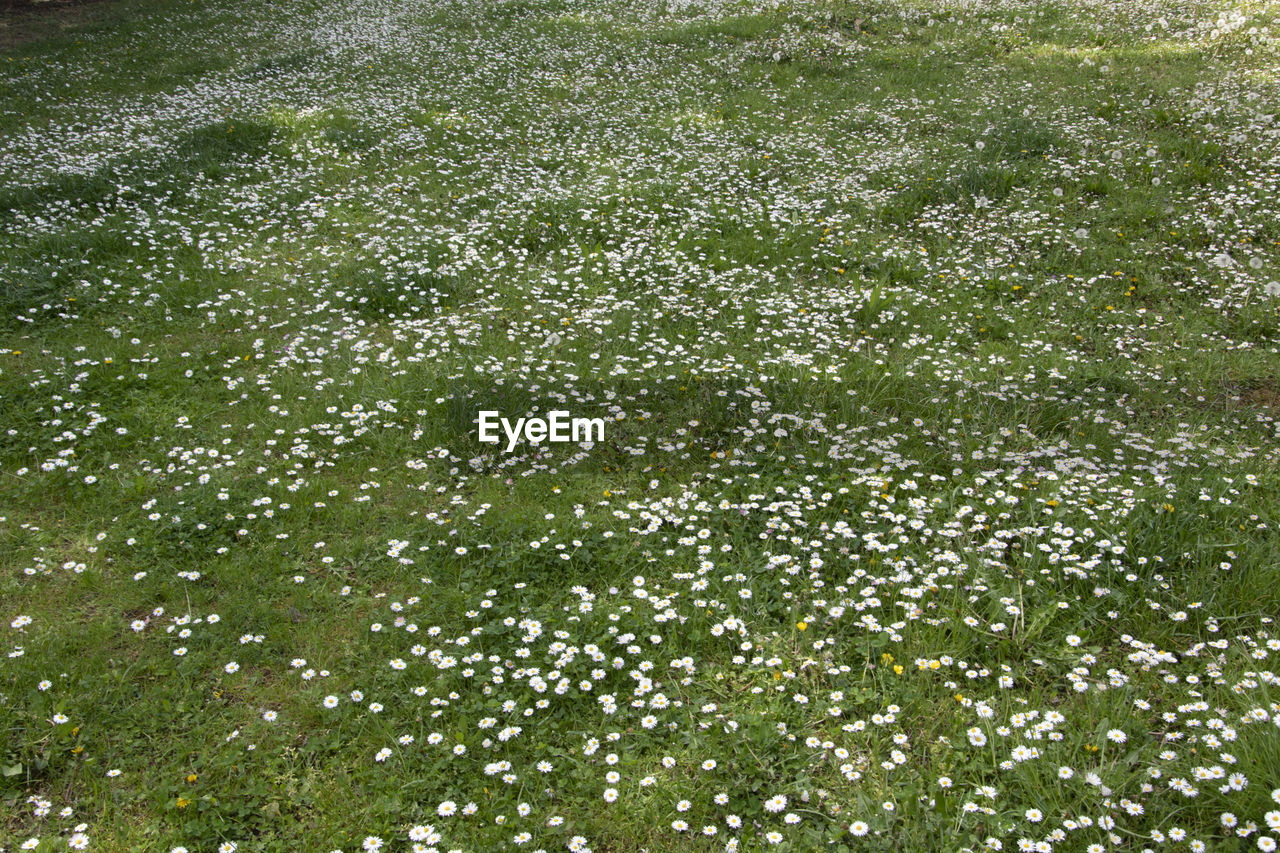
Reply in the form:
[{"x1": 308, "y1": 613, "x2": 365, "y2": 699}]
[{"x1": 2, "y1": 0, "x2": 1280, "y2": 849}]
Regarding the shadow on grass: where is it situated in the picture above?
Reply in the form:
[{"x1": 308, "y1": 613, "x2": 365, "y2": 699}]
[{"x1": 0, "y1": 118, "x2": 277, "y2": 218}]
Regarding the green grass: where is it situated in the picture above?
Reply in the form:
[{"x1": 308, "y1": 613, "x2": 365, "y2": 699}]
[{"x1": 2, "y1": 0, "x2": 1279, "y2": 849}]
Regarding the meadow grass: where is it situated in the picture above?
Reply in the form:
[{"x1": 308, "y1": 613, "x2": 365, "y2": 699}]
[{"x1": 2, "y1": 0, "x2": 1279, "y2": 850}]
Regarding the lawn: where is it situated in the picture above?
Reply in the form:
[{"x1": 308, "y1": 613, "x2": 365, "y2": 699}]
[{"x1": 2, "y1": 0, "x2": 1279, "y2": 849}]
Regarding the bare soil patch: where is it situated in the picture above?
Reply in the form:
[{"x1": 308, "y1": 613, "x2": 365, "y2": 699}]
[
  {"x1": 1242, "y1": 381, "x2": 1280, "y2": 414},
  {"x1": 0, "y1": 0, "x2": 118, "y2": 51}
]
